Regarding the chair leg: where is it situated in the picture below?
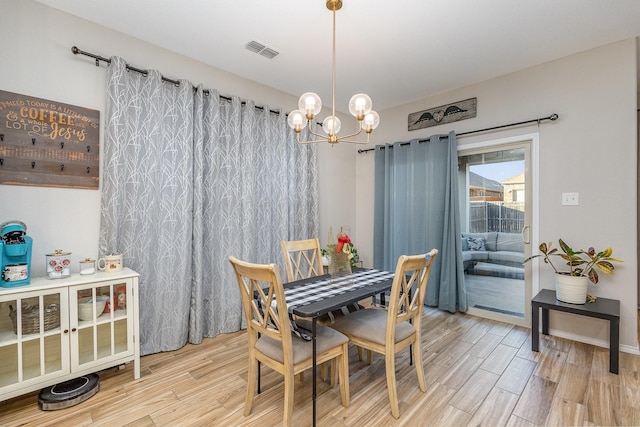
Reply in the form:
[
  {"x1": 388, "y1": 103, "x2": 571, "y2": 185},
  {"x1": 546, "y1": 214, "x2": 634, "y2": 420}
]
[
  {"x1": 339, "y1": 343, "x2": 350, "y2": 408},
  {"x1": 283, "y1": 367, "x2": 295, "y2": 427},
  {"x1": 385, "y1": 351, "x2": 400, "y2": 419},
  {"x1": 330, "y1": 358, "x2": 337, "y2": 387},
  {"x1": 413, "y1": 338, "x2": 426, "y2": 392},
  {"x1": 320, "y1": 362, "x2": 327, "y2": 382},
  {"x1": 357, "y1": 346, "x2": 363, "y2": 361},
  {"x1": 244, "y1": 357, "x2": 258, "y2": 416},
  {"x1": 366, "y1": 349, "x2": 373, "y2": 365}
]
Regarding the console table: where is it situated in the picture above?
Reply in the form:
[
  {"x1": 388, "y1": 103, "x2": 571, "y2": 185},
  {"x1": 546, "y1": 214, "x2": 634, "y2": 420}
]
[
  {"x1": 531, "y1": 288, "x2": 620, "y2": 374},
  {"x1": 0, "y1": 269, "x2": 140, "y2": 401}
]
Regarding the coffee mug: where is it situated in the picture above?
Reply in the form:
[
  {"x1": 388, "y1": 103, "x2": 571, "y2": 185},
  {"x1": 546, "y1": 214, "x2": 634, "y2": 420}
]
[{"x1": 98, "y1": 254, "x2": 123, "y2": 273}]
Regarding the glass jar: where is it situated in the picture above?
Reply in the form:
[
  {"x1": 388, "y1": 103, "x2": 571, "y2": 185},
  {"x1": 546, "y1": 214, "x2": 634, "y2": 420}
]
[
  {"x1": 45, "y1": 250, "x2": 71, "y2": 279},
  {"x1": 79, "y1": 258, "x2": 96, "y2": 275}
]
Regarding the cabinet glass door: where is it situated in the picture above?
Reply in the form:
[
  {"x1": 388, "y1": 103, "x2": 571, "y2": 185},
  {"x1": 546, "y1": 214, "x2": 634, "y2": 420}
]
[
  {"x1": 72, "y1": 280, "x2": 132, "y2": 368},
  {"x1": 0, "y1": 296, "x2": 18, "y2": 388},
  {"x1": 0, "y1": 289, "x2": 68, "y2": 389}
]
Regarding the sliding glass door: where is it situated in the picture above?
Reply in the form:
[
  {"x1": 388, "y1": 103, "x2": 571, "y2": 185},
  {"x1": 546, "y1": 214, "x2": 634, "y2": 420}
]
[{"x1": 458, "y1": 140, "x2": 533, "y2": 327}]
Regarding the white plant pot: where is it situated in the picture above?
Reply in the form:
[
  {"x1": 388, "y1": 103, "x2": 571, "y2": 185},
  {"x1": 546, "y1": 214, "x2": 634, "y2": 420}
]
[{"x1": 555, "y1": 273, "x2": 589, "y2": 304}]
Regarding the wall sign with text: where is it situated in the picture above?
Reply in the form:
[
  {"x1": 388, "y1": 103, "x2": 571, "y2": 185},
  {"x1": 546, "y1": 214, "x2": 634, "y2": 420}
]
[{"x1": 0, "y1": 90, "x2": 100, "y2": 189}]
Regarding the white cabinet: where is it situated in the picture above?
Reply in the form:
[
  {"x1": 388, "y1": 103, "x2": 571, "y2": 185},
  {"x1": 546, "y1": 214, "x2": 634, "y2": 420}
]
[{"x1": 0, "y1": 268, "x2": 140, "y2": 401}]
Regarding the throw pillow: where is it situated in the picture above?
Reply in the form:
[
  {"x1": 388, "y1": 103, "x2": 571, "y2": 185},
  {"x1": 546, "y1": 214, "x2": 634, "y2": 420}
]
[
  {"x1": 461, "y1": 236, "x2": 469, "y2": 251},
  {"x1": 468, "y1": 236, "x2": 485, "y2": 251}
]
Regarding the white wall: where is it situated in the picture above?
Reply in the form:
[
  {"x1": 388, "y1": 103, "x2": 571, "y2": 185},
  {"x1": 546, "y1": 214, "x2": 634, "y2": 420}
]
[
  {"x1": 356, "y1": 39, "x2": 638, "y2": 351},
  {"x1": 317, "y1": 139, "x2": 358, "y2": 247},
  {"x1": 0, "y1": 0, "x2": 356, "y2": 275}
]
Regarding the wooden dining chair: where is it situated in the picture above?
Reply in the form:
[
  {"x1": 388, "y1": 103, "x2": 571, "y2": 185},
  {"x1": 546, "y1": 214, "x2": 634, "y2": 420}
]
[
  {"x1": 281, "y1": 237, "x2": 364, "y2": 379},
  {"x1": 280, "y1": 238, "x2": 325, "y2": 281},
  {"x1": 228, "y1": 256, "x2": 350, "y2": 427},
  {"x1": 330, "y1": 249, "x2": 438, "y2": 419},
  {"x1": 280, "y1": 237, "x2": 361, "y2": 323}
]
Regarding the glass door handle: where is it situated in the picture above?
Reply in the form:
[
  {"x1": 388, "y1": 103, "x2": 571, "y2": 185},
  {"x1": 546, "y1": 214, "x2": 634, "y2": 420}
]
[{"x1": 521, "y1": 226, "x2": 531, "y2": 244}]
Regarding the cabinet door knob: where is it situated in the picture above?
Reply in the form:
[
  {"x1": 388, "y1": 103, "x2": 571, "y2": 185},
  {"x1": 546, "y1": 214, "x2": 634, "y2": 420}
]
[
  {"x1": 71, "y1": 328, "x2": 77, "y2": 332},
  {"x1": 64, "y1": 329, "x2": 69, "y2": 334}
]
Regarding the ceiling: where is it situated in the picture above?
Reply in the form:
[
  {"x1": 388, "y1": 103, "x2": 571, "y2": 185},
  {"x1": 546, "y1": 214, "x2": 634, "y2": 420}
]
[{"x1": 36, "y1": 0, "x2": 640, "y2": 114}]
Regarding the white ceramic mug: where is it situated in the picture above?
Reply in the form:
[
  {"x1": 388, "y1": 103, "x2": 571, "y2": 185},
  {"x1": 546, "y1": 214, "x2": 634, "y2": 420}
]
[{"x1": 98, "y1": 254, "x2": 123, "y2": 273}]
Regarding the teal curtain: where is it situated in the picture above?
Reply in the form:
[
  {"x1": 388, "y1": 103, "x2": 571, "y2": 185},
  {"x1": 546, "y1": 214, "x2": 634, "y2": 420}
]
[{"x1": 373, "y1": 132, "x2": 467, "y2": 312}]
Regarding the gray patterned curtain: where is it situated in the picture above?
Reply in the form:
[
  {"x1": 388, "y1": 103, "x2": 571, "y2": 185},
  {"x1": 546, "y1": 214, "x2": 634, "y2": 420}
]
[
  {"x1": 101, "y1": 57, "x2": 318, "y2": 355},
  {"x1": 373, "y1": 132, "x2": 467, "y2": 313}
]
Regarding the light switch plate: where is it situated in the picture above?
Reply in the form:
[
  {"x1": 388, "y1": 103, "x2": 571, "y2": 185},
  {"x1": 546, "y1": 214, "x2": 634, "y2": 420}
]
[{"x1": 562, "y1": 192, "x2": 579, "y2": 205}]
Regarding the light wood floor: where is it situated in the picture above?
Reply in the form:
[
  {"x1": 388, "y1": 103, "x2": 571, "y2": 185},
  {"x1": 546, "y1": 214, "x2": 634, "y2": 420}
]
[{"x1": 2, "y1": 307, "x2": 640, "y2": 426}]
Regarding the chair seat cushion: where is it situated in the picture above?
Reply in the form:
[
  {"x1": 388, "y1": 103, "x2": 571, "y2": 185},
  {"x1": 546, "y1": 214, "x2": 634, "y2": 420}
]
[
  {"x1": 331, "y1": 308, "x2": 415, "y2": 346},
  {"x1": 256, "y1": 322, "x2": 348, "y2": 365}
]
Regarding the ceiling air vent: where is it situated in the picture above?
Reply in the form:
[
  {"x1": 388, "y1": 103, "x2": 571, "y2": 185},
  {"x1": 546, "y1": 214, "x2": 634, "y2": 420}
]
[
  {"x1": 245, "y1": 40, "x2": 279, "y2": 60},
  {"x1": 259, "y1": 48, "x2": 279, "y2": 60}
]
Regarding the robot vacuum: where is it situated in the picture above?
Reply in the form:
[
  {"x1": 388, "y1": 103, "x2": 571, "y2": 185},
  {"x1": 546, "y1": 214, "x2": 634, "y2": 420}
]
[{"x1": 38, "y1": 373, "x2": 100, "y2": 411}]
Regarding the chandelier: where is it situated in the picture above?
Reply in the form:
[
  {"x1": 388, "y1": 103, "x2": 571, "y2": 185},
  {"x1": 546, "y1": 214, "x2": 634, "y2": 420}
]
[{"x1": 287, "y1": 0, "x2": 380, "y2": 145}]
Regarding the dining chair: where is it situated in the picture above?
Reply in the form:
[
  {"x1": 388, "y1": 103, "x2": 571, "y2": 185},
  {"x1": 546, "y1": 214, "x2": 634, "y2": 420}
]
[
  {"x1": 281, "y1": 237, "x2": 361, "y2": 323},
  {"x1": 330, "y1": 249, "x2": 438, "y2": 419},
  {"x1": 280, "y1": 237, "x2": 325, "y2": 281},
  {"x1": 228, "y1": 256, "x2": 350, "y2": 427},
  {"x1": 281, "y1": 237, "x2": 364, "y2": 379}
]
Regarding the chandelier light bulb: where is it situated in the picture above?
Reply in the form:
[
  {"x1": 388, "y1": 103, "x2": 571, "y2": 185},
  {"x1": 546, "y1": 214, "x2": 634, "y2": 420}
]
[
  {"x1": 305, "y1": 97, "x2": 315, "y2": 110},
  {"x1": 363, "y1": 111, "x2": 380, "y2": 133},
  {"x1": 322, "y1": 115, "x2": 341, "y2": 135},
  {"x1": 287, "y1": 110, "x2": 307, "y2": 133},
  {"x1": 298, "y1": 92, "x2": 322, "y2": 118},
  {"x1": 348, "y1": 93, "x2": 372, "y2": 119}
]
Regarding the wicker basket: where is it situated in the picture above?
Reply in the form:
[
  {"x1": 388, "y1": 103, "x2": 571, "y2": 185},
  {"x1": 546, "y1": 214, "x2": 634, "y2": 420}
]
[{"x1": 9, "y1": 303, "x2": 60, "y2": 335}]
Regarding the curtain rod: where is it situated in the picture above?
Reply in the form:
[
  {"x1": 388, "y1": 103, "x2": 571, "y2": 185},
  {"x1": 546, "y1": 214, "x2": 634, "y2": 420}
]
[
  {"x1": 71, "y1": 46, "x2": 282, "y2": 116},
  {"x1": 357, "y1": 113, "x2": 559, "y2": 153}
]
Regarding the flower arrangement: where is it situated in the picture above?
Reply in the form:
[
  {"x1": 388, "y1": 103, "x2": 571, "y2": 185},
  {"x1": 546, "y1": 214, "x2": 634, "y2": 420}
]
[
  {"x1": 326, "y1": 227, "x2": 359, "y2": 271},
  {"x1": 335, "y1": 233, "x2": 352, "y2": 254}
]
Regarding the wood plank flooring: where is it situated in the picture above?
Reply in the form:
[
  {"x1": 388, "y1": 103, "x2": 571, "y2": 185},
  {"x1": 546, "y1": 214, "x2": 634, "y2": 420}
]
[{"x1": 2, "y1": 307, "x2": 640, "y2": 426}]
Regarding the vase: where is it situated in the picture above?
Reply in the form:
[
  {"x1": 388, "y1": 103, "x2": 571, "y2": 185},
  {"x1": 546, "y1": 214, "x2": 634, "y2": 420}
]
[
  {"x1": 555, "y1": 273, "x2": 588, "y2": 304},
  {"x1": 328, "y1": 251, "x2": 351, "y2": 279}
]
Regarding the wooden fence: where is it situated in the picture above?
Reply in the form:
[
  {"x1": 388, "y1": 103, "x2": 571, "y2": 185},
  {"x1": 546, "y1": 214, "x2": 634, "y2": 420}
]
[{"x1": 469, "y1": 201, "x2": 525, "y2": 233}]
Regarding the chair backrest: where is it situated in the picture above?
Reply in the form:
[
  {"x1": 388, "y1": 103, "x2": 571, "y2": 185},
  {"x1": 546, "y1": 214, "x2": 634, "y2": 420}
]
[
  {"x1": 280, "y1": 238, "x2": 324, "y2": 282},
  {"x1": 229, "y1": 256, "x2": 293, "y2": 350},
  {"x1": 386, "y1": 249, "x2": 438, "y2": 338}
]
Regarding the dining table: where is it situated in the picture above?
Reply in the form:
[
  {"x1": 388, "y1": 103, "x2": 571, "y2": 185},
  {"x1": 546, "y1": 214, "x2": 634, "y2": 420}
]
[{"x1": 281, "y1": 268, "x2": 396, "y2": 427}]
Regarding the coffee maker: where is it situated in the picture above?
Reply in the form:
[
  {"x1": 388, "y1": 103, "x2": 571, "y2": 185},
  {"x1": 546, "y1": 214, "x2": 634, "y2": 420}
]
[{"x1": 1, "y1": 221, "x2": 33, "y2": 287}]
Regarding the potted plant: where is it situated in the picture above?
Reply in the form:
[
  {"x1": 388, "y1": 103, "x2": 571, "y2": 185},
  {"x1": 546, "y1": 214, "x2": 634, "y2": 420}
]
[{"x1": 524, "y1": 239, "x2": 622, "y2": 304}]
